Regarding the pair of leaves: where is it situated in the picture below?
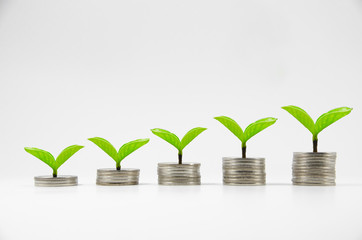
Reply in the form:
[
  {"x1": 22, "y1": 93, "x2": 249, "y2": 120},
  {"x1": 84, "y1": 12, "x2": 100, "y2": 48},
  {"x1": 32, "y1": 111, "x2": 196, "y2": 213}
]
[
  {"x1": 150, "y1": 127, "x2": 207, "y2": 153},
  {"x1": 88, "y1": 137, "x2": 149, "y2": 164},
  {"x1": 214, "y1": 116, "x2": 277, "y2": 146},
  {"x1": 24, "y1": 145, "x2": 84, "y2": 172},
  {"x1": 282, "y1": 105, "x2": 352, "y2": 139}
]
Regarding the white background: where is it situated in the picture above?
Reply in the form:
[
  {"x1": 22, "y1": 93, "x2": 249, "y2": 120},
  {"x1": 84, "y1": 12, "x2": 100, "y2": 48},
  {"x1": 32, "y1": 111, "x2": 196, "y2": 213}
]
[{"x1": 0, "y1": 0, "x2": 362, "y2": 239}]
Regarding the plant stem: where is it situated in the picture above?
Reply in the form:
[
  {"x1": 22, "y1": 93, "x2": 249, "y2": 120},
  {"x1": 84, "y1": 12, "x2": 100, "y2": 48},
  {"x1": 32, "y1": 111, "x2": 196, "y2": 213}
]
[
  {"x1": 242, "y1": 146, "x2": 246, "y2": 159},
  {"x1": 313, "y1": 139, "x2": 318, "y2": 153},
  {"x1": 53, "y1": 169, "x2": 57, "y2": 178},
  {"x1": 116, "y1": 162, "x2": 121, "y2": 171},
  {"x1": 178, "y1": 153, "x2": 182, "y2": 164}
]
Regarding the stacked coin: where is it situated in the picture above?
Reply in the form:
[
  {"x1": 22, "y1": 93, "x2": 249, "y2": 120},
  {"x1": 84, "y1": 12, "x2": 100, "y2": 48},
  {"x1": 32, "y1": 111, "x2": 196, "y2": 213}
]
[
  {"x1": 158, "y1": 163, "x2": 201, "y2": 185},
  {"x1": 96, "y1": 168, "x2": 140, "y2": 185},
  {"x1": 223, "y1": 157, "x2": 266, "y2": 185},
  {"x1": 34, "y1": 175, "x2": 78, "y2": 187},
  {"x1": 292, "y1": 152, "x2": 336, "y2": 186}
]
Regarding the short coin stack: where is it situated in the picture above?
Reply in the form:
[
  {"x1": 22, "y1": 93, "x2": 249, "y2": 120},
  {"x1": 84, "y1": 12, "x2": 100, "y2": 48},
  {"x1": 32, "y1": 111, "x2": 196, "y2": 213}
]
[
  {"x1": 223, "y1": 157, "x2": 266, "y2": 185},
  {"x1": 292, "y1": 152, "x2": 336, "y2": 186},
  {"x1": 96, "y1": 168, "x2": 140, "y2": 185},
  {"x1": 158, "y1": 163, "x2": 201, "y2": 185},
  {"x1": 34, "y1": 175, "x2": 78, "y2": 187}
]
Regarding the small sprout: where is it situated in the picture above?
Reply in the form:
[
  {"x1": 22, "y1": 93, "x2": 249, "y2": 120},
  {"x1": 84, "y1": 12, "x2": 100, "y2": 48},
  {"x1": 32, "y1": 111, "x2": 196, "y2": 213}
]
[
  {"x1": 282, "y1": 105, "x2": 353, "y2": 152},
  {"x1": 88, "y1": 137, "x2": 150, "y2": 170},
  {"x1": 214, "y1": 116, "x2": 277, "y2": 158},
  {"x1": 151, "y1": 127, "x2": 207, "y2": 164},
  {"x1": 24, "y1": 145, "x2": 84, "y2": 177}
]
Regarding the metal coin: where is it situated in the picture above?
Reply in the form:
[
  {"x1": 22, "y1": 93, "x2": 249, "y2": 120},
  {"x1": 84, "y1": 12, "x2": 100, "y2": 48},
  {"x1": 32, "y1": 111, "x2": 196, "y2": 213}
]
[
  {"x1": 157, "y1": 162, "x2": 201, "y2": 185},
  {"x1": 222, "y1": 157, "x2": 266, "y2": 185},
  {"x1": 96, "y1": 168, "x2": 140, "y2": 186},
  {"x1": 34, "y1": 175, "x2": 78, "y2": 187},
  {"x1": 292, "y1": 152, "x2": 336, "y2": 186}
]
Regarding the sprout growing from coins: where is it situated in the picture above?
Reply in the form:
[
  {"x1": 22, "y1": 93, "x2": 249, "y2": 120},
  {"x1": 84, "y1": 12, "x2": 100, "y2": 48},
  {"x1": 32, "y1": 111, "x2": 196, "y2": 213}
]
[
  {"x1": 24, "y1": 145, "x2": 84, "y2": 177},
  {"x1": 214, "y1": 116, "x2": 277, "y2": 158},
  {"x1": 88, "y1": 137, "x2": 150, "y2": 170},
  {"x1": 151, "y1": 127, "x2": 207, "y2": 164},
  {"x1": 281, "y1": 105, "x2": 352, "y2": 152}
]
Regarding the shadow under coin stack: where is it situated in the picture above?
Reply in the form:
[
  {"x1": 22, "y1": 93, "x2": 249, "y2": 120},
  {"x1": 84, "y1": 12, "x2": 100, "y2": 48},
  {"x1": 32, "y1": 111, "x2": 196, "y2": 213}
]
[
  {"x1": 96, "y1": 168, "x2": 140, "y2": 185},
  {"x1": 158, "y1": 163, "x2": 201, "y2": 185},
  {"x1": 34, "y1": 175, "x2": 78, "y2": 187},
  {"x1": 292, "y1": 152, "x2": 336, "y2": 186},
  {"x1": 223, "y1": 157, "x2": 266, "y2": 185}
]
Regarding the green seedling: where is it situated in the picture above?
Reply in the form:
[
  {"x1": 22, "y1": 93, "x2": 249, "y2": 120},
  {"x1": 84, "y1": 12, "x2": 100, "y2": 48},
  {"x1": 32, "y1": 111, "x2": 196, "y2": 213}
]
[
  {"x1": 282, "y1": 105, "x2": 352, "y2": 152},
  {"x1": 151, "y1": 127, "x2": 207, "y2": 164},
  {"x1": 214, "y1": 116, "x2": 277, "y2": 158},
  {"x1": 24, "y1": 145, "x2": 84, "y2": 177},
  {"x1": 88, "y1": 137, "x2": 149, "y2": 170}
]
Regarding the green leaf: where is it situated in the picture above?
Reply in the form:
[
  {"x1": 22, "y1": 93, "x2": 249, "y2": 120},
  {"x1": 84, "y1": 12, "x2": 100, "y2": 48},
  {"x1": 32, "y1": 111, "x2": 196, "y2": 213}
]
[
  {"x1": 281, "y1": 105, "x2": 315, "y2": 134},
  {"x1": 55, "y1": 145, "x2": 84, "y2": 169},
  {"x1": 88, "y1": 137, "x2": 118, "y2": 161},
  {"x1": 214, "y1": 116, "x2": 244, "y2": 142},
  {"x1": 151, "y1": 128, "x2": 181, "y2": 151},
  {"x1": 244, "y1": 117, "x2": 277, "y2": 142},
  {"x1": 24, "y1": 147, "x2": 56, "y2": 170},
  {"x1": 180, "y1": 127, "x2": 207, "y2": 150},
  {"x1": 118, "y1": 138, "x2": 150, "y2": 162},
  {"x1": 315, "y1": 107, "x2": 352, "y2": 136}
]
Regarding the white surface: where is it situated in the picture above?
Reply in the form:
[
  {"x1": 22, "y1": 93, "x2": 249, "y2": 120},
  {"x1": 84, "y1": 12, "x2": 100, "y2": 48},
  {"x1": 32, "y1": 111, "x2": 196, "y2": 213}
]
[{"x1": 1, "y1": 181, "x2": 362, "y2": 240}]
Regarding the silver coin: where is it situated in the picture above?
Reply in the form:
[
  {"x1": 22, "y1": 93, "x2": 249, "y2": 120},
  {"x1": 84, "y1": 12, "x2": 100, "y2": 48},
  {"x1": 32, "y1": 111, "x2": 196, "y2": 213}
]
[
  {"x1": 293, "y1": 152, "x2": 336, "y2": 157},
  {"x1": 158, "y1": 181, "x2": 201, "y2": 185},
  {"x1": 223, "y1": 169, "x2": 265, "y2": 173},
  {"x1": 292, "y1": 171, "x2": 335, "y2": 175},
  {"x1": 292, "y1": 168, "x2": 336, "y2": 172},
  {"x1": 223, "y1": 175, "x2": 266, "y2": 178},
  {"x1": 223, "y1": 166, "x2": 264, "y2": 169},
  {"x1": 292, "y1": 180, "x2": 336, "y2": 186},
  {"x1": 34, "y1": 175, "x2": 78, "y2": 187},
  {"x1": 222, "y1": 157, "x2": 266, "y2": 185},
  {"x1": 158, "y1": 162, "x2": 200, "y2": 167},
  {"x1": 223, "y1": 181, "x2": 265, "y2": 185},
  {"x1": 293, "y1": 163, "x2": 336, "y2": 167},
  {"x1": 224, "y1": 179, "x2": 266, "y2": 183},
  {"x1": 292, "y1": 163, "x2": 336, "y2": 167},
  {"x1": 97, "y1": 168, "x2": 140, "y2": 175},
  {"x1": 292, "y1": 152, "x2": 336, "y2": 185},
  {"x1": 292, "y1": 181, "x2": 336, "y2": 185},
  {"x1": 158, "y1": 176, "x2": 201, "y2": 182},
  {"x1": 157, "y1": 162, "x2": 201, "y2": 185},
  {"x1": 293, "y1": 175, "x2": 336, "y2": 180},
  {"x1": 96, "y1": 168, "x2": 140, "y2": 186},
  {"x1": 223, "y1": 157, "x2": 265, "y2": 161},
  {"x1": 157, "y1": 171, "x2": 200, "y2": 176},
  {"x1": 97, "y1": 181, "x2": 139, "y2": 186}
]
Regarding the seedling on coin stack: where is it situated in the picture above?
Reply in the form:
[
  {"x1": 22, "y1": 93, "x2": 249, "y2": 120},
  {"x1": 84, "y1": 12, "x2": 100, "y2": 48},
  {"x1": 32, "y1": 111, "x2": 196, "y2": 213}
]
[
  {"x1": 282, "y1": 105, "x2": 352, "y2": 186},
  {"x1": 214, "y1": 116, "x2": 277, "y2": 185},
  {"x1": 24, "y1": 145, "x2": 84, "y2": 187},
  {"x1": 88, "y1": 137, "x2": 149, "y2": 185},
  {"x1": 151, "y1": 127, "x2": 207, "y2": 185}
]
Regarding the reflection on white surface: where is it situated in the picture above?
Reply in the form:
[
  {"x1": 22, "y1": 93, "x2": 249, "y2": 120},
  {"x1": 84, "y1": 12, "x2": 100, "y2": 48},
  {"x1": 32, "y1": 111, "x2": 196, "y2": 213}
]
[{"x1": 0, "y1": 181, "x2": 361, "y2": 240}]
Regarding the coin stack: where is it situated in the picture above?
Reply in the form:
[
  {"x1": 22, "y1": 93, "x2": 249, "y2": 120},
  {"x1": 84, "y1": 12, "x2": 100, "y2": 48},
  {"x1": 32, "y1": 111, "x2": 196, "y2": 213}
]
[
  {"x1": 223, "y1": 157, "x2": 266, "y2": 185},
  {"x1": 34, "y1": 175, "x2": 78, "y2": 187},
  {"x1": 292, "y1": 152, "x2": 336, "y2": 186},
  {"x1": 96, "y1": 168, "x2": 140, "y2": 185},
  {"x1": 158, "y1": 163, "x2": 201, "y2": 185}
]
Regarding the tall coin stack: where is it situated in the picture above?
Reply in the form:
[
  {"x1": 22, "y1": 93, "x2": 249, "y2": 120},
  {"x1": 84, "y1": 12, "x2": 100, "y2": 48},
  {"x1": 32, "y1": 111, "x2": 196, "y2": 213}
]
[
  {"x1": 96, "y1": 168, "x2": 140, "y2": 185},
  {"x1": 34, "y1": 175, "x2": 78, "y2": 187},
  {"x1": 292, "y1": 152, "x2": 336, "y2": 186},
  {"x1": 158, "y1": 163, "x2": 201, "y2": 185},
  {"x1": 223, "y1": 157, "x2": 266, "y2": 185}
]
